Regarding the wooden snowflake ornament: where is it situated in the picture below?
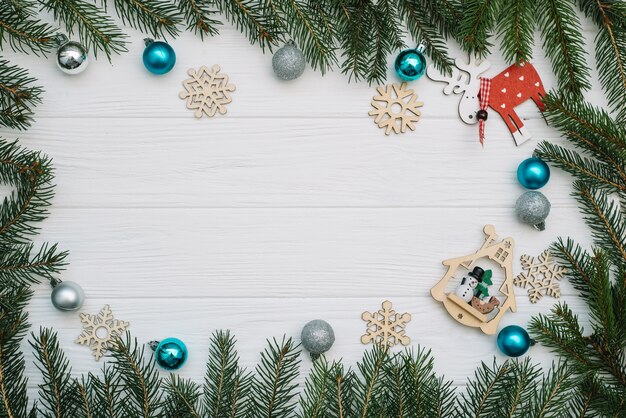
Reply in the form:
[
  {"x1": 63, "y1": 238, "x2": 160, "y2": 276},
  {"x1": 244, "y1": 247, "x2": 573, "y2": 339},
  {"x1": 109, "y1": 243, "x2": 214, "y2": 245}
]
[
  {"x1": 179, "y1": 65, "x2": 236, "y2": 118},
  {"x1": 369, "y1": 82, "x2": 423, "y2": 135},
  {"x1": 76, "y1": 305, "x2": 129, "y2": 360},
  {"x1": 361, "y1": 300, "x2": 411, "y2": 346},
  {"x1": 514, "y1": 250, "x2": 567, "y2": 303}
]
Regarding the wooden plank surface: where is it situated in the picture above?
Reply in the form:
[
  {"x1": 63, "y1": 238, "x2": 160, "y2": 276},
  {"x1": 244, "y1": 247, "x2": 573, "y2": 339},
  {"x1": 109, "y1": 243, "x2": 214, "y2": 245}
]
[{"x1": 1, "y1": 16, "x2": 603, "y2": 402}]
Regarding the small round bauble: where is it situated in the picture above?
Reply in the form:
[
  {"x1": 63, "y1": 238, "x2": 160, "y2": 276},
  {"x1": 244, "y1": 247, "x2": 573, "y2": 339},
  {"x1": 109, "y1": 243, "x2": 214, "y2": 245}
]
[
  {"x1": 394, "y1": 46, "x2": 426, "y2": 81},
  {"x1": 301, "y1": 319, "x2": 335, "y2": 357},
  {"x1": 272, "y1": 42, "x2": 306, "y2": 80},
  {"x1": 57, "y1": 41, "x2": 89, "y2": 75},
  {"x1": 51, "y1": 281, "x2": 85, "y2": 311},
  {"x1": 154, "y1": 338, "x2": 188, "y2": 370},
  {"x1": 517, "y1": 157, "x2": 550, "y2": 189},
  {"x1": 497, "y1": 325, "x2": 532, "y2": 357},
  {"x1": 515, "y1": 191, "x2": 551, "y2": 230},
  {"x1": 143, "y1": 39, "x2": 176, "y2": 75}
]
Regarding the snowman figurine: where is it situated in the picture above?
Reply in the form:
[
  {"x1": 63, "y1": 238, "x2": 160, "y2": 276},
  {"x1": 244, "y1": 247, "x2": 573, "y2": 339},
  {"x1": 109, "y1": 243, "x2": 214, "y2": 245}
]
[{"x1": 454, "y1": 266, "x2": 485, "y2": 302}]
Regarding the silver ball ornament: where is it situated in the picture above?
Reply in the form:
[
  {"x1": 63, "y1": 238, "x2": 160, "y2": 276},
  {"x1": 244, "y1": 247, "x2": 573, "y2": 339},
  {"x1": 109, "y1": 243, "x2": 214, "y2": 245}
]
[
  {"x1": 51, "y1": 281, "x2": 85, "y2": 311},
  {"x1": 272, "y1": 42, "x2": 306, "y2": 80},
  {"x1": 301, "y1": 319, "x2": 335, "y2": 358},
  {"x1": 57, "y1": 41, "x2": 89, "y2": 75},
  {"x1": 515, "y1": 191, "x2": 551, "y2": 230}
]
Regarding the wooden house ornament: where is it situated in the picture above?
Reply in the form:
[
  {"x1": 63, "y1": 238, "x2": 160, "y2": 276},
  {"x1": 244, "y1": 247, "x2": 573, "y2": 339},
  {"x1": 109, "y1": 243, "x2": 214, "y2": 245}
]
[{"x1": 430, "y1": 225, "x2": 517, "y2": 335}]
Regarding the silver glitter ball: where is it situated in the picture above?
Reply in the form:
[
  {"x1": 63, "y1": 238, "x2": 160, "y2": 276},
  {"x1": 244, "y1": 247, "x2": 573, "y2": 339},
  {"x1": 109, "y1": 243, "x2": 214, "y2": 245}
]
[
  {"x1": 272, "y1": 42, "x2": 306, "y2": 80},
  {"x1": 51, "y1": 281, "x2": 85, "y2": 311},
  {"x1": 301, "y1": 319, "x2": 335, "y2": 357},
  {"x1": 515, "y1": 191, "x2": 551, "y2": 230},
  {"x1": 57, "y1": 41, "x2": 89, "y2": 75}
]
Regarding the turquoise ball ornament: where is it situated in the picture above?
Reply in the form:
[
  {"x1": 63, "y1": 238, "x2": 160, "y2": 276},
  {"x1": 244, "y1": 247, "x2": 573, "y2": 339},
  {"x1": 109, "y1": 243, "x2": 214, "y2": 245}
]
[
  {"x1": 153, "y1": 338, "x2": 188, "y2": 370},
  {"x1": 517, "y1": 157, "x2": 550, "y2": 189},
  {"x1": 497, "y1": 325, "x2": 533, "y2": 357},
  {"x1": 394, "y1": 44, "x2": 427, "y2": 81},
  {"x1": 143, "y1": 39, "x2": 176, "y2": 75}
]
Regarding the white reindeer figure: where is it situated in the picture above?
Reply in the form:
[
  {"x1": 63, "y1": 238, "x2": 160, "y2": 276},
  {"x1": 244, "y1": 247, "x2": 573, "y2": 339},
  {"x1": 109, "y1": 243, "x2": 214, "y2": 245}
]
[{"x1": 426, "y1": 56, "x2": 491, "y2": 125}]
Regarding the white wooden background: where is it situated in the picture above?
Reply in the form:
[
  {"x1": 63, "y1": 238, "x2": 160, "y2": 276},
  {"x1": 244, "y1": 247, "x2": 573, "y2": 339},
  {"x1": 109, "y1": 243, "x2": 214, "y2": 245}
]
[{"x1": 2, "y1": 16, "x2": 606, "y2": 399}]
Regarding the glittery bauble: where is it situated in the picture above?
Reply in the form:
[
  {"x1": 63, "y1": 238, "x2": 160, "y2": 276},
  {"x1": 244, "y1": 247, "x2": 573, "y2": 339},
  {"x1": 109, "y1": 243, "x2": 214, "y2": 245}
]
[
  {"x1": 143, "y1": 39, "x2": 176, "y2": 75},
  {"x1": 394, "y1": 46, "x2": 426, "y2": 81},
  {"x1": 51, "y1": 281, "x2": 85, "y2": 311},
  {"x1": 517, "y1": 157, "x2": 550, "y2": 189},
  {"x1": 301, "y1": 319, "x2": 335, "y2": 356},
  {"x1": 272, "y1": 42, "x2": 306, "y2": 80},
  {"x1": 57, "y1": 41, "x2": 89, "y2": 75},
  {"x1": 154, "y1": 338, "x2": 188, "y2": 370},
  {"x1": 497, "y1": 325, "x2": 532, "y2": 357},
  {"x1": 515, "y1": 191, "x2": 551, "y2": 230}
]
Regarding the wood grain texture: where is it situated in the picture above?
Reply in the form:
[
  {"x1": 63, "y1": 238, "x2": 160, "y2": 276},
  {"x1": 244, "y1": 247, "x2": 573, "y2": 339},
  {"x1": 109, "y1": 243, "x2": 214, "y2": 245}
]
[{"x1": 0, "y1": 15, "x2": 603, "y2": 401}]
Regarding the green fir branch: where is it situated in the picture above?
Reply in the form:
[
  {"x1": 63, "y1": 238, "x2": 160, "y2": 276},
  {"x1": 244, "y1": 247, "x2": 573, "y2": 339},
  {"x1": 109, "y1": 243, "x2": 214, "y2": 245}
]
[
  {"x1": 419, "y1": 0, "x2": 463, "y2": 39},
  {"x1": 85, "y1": 366, "x2": 125, "y2": 418},
  {"x1": 536, "y1": 0, "x2": 591, "y2": 96},
  {"x1": 458, "y1": 360, "x2": 514, "y2": 418},
  {"x1": 111, "y1": 0, "x2": 181, "y2": 40},
  {"x1": 0, "y1": 7, "x2": 56, "y2": 56},
  {"x1": 578, "y1": 0, "x2": 626, "y2": 120},
  {"x1": 163, "y1": 375, "x2": 202, "y2": 418},
  {"x1": 494, "y1": 0, "x2": 534, "y2": 64},
  {"x1": 0, "y1": 243, "x2": 68, "y2": 286},
  {"x1": 457, "y1": 0, "x2": 500, "y2": 58},
  {"x1": 298, "y1": 356, "x2": 335, "y2": 418},
  {"x1": 216, "y1": 0, "x2": 282, "y2": 50},
  {"x1": 526, "y1": 361, "x2": 574, "y2": 417},
  {"x1": 326, "y1": 363, "x2": 356, "y2": 418},
  {"x1": 497, "y1": 359, "x2": 541, "y2": 418},
  {"x1": 176, "y1": 0, "x2": 221, "y2": 39},
  {"x1": 39, "y1": 0, "x2": 128, "y2": 60},
  {"x1": 0, "y1": 59, "x2": 43, "y2": 131},
  {"x1": 338, "y1": 2, "x2": 371, "y2": 82},
  {"x1": 352, "y1": 344, "x2": 391, "y2": 418},
  {"x1": 108, "y1": 332, "x2": 163, "y2": 418},
  {"x1": 366, "y1": 0, "x2": 405, "y2": 84},
  {"x1": 203, "y1": 330, "x2": 251, "y2": 418},
  {"x1": 30, "y1": 328, "x2": 80, "y2": 418},
  {"x1": 249, "y1": 336, "x2": 301, "y2": 418}
]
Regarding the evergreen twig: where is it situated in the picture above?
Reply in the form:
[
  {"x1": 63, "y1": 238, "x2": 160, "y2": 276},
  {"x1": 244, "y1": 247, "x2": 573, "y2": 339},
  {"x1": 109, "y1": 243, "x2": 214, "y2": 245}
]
[{"x1": 0, "y1": 59, "x2": 43, "y2": 131}]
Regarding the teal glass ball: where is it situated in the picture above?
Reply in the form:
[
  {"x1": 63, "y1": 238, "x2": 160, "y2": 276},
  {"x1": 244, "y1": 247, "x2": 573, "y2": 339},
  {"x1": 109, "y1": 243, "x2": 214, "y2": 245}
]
[
  {"x1": 155, "y1": 338, "x2": 188, "y2": 370},
  {"x1": 497, "y1": 325, "x2": 531, "y2": 357},
  {"x1": 517, "y1": 157, "x2": 550, "y2": 189},
  {"x1": 394, "y1": 48, "x2": 426, "y2": 81},
  {"x1": 143, "y1": 41, "x2": 176, "y2": 75}
]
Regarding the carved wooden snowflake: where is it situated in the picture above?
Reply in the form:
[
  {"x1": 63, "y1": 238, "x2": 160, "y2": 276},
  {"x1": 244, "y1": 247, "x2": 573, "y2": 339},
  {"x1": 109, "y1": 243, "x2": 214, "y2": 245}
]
[
  {"x1": 179, "y1": 64, "x2": 236, "y2": 118},
  {"x1": 361, "y1": 300, "x2": 411, "y2": 346},
  {"x1": 368, "y1": 82, "x2": 424, "y2": 135},
  {"x1": 514, "y1": 250, "x2": 567, "y2": 303},
  {"x1": 76, "y1": 305, "x2": 129, "y2": 360}
]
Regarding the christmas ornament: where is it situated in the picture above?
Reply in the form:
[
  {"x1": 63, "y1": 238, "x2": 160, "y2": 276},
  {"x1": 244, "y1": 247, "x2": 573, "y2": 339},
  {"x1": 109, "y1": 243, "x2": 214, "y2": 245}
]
[
  {"x1": 394, "y1": 44, "x2": 427, "y2": 81},
  {"x1": 427, "y1": 56, "x2": 492, "y2": 125},
  {"x1": 179, "y1": 65, "x2": 236, "y2": 118},
  {"x1": 301, "y1": 319, "x2": 335, "y2": 359},
  {"x1": 142, "y1": 38, "x2": 176, "y2": 75},
  {"x1": 369, "y1": 82, "x2": 424, "y2": 135},
  {"x1": 54, "y1": 34, "x2": 89, "y2": 75},
  {"x1": 149, "y1": 337, "x2": 188, "y2": 370},
  {"x1": 515, "y1": 191, "x2": 551, "y2": 230},
  {"x1": 517, "y1": 157, "x2": 550, "y2": 189},
  {"x1": 497, "y1": 325, "x2": 533, "y2": 357},
  {"x1": 50, "y1": 279, "x2": 85, "y2": 311},
  {"x1": 361, "y1": 300, "x2": 411, "y2": 346},
  {"x1": 431, "y1": 225, "x2": 517, "y2": 335},
  {"x1": 514, "y1": 250, "x2": 567, "y2": 303},
  {"x1": 76, "y1": 305, "x2": 129, "y2": 361},
  {"x1": 272, "y1": 41, "x2": 306, "y2": 80},
  {"x1": 477, "y1": 62, "x2": 546, "y2": 146}
]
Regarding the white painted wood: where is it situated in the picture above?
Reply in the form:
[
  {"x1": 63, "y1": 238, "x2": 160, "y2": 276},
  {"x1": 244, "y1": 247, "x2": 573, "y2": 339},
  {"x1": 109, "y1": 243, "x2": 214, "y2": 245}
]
[{"x1": 0, "y1": 13, "x2": 607, "y2": 405}]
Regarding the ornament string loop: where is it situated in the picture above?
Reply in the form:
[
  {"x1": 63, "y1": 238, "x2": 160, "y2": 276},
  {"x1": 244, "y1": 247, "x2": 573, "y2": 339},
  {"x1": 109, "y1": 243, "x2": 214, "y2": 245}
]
[{"x1": 52, "y1": 33, "x2": 69, "y2": 46}]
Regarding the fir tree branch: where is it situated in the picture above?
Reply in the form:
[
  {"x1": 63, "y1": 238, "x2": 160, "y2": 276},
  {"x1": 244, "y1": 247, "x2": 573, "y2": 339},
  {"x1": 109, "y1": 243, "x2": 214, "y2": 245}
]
[
  {"x1": 0, "y1": 59, "x2": 43, "y2": 131},
  {"x1": 0, "y1": 243, "x2": 68, "y2": 286},
  {"x1": 176, "y1": 0, "x2": 221, "y2": 39},
  {"x1": 0, "y1": 7, "x2": 56, "y2": 56},
  {"x1": 163, "y1": 375, "x2": 202, "y2": 418},
  {"x1": 457, "y1": 0, "x2": 500, "y2": 58},
  {"x1": 338, "y1": 1, "x2": 371, "y2": 82},
  {"x1": 353, "y1": 345, "x2": 391, "y2": 418},
  {"x1": 111, "y1": 0, "x2": 181, "y2": 39},
  {"x1": 216, "y1": 0, "x2": 282, "y2": 50},
  {"x1": 536, "y1": 0, "x2": 591, "y2": 96},
  {"x1": 366, "y1": 0, "x2": 405, "y2": 84},
  {"x1": 495, "y1": 0, "x2": 534, "y2": 64},
  {"x1": 527, "y1": 361, "x2": 574, "y2": 418},
  {"x1": 249, "y1": 336, "x2": 301, "y2": 418},
  {"x1": 30, "y1": 328, "x2": 80, "y2": 418},
  {"x1": 0, "y1": 285, "x2": 32, "y2": 418},
  {"x1": 421, "y1": 0, "x2": 463, "y2": 38},
  {"x1": 39, "y1": 0, "x2": 128, "y2": 60},
  {"x1": 297, "y1": 356, "x2": 334, "y2": 418},
  {"x1": 578, "y1": 0, "x2": 626, "y2": 120},
  {"x1": 499, "y1": 359, "x2": 541, "y2": 418},
  {"x1": 458, "y1": 360, "x2": 514, "y2": 418}
]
